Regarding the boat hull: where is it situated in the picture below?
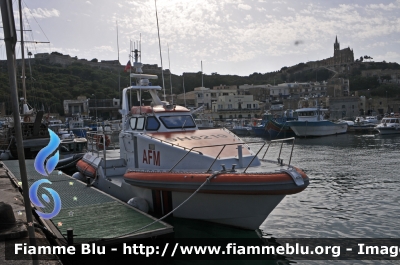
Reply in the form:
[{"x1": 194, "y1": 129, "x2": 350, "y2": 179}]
[
  {"x1": 77, "y1": 159, "x2": 309, "y2": 230},
  {"x1": 375, "y1": 126, "x2": 400, "y2": 135},
  {"x1": 252, "y1": 126, "x2": 268, "y2": 137},
  {"x1": 287, "y1": 121, "x2": 348, "y2": 137},
  {"x1": 171, "y1": 192, "x2": 285, "y2": 230},
  {"x1": 265, "y1": 120, "x2": 296, "y2": 138},
  {"x1": 231, "y1": 128, "x2": 252, "y2": 136},
  {"x1": 347, "y1": 124, "x2": 376, "y2": 133},
  {"x1": 123, "y1": 169, "x2": 308, "y2": 229}
]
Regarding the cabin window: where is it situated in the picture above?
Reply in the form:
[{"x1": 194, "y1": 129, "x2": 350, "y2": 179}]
[
  {"x1": 129, "y1": 117, "x2": 137, "y2": 129},
  {"x1": 130, "y1": 117, "x2": 145, "y2": 130},
  {"x1": 136, "y1": 117, "x2": 145, "y2": 130},
  {"x1": 146, "y1": 116, "x2": 160, "y2": 131},
  {"x1": 159, "y1": 115, "x2": 196, "y2": 129}
]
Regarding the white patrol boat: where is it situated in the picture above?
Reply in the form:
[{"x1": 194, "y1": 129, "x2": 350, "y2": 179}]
[{"x1": 75, "y1": 49, "x2": 309, "y2": 230}]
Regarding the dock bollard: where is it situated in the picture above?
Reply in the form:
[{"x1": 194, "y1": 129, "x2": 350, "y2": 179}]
[
  {"x1": 86, "y1": 177, "x2": 91, "y2": 187},
  {"x1": 67, "y1": 228, "x2": 74, "y2": 245}
]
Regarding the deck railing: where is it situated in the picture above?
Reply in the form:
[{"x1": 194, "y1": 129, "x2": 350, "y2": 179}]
[{"x1": 168, "y1": 137, "x2": 296, "y2": 172}]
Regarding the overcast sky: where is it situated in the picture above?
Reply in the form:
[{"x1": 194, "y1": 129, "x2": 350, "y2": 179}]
[{"x1": 2, "y1": 0, "x2": 400, "y2": 76}]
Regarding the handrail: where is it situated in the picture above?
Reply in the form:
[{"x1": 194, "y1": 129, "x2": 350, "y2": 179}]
[
  {"x1": 168, "y1": 141, "x2": 264, "y2": 172},
  {"x1": 243, "y1": 141, "x2": 267, "y2": 173},
  {"x1": 168, "y1": 137, "x2": 296, "y2": 172},
  {"x1": 261, "y1": 137, "x2": 296, "y2": 166}
]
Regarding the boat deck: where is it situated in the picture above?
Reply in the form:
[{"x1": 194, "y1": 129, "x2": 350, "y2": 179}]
[{"x1": 2, "y1": 160, "x2": 173, "y2": 244}]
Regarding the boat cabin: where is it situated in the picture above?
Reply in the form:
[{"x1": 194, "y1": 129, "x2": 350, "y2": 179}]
[
  {"x1": 380, "y1": 118, "x2": 400, "y2": 124},
  {"x1": 294, "y1": 108, "x2": 327, "y2": 122},
  {"x1": 127, "y1": 105, "x2": 197, "y2": 133},
  {"x1": 59, "y1": 138, "x2": 87, "y2": 155}
]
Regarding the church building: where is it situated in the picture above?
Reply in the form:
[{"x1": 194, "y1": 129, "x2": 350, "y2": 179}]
[{"x1": 307, "y1": 36, "x2": 354, "y2": 68}]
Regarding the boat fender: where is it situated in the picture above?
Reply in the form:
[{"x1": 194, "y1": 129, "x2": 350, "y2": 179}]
[
  {"x1": 280, "y1": 168, "x2": 305, "y2": 186},
  {"x1": 127, "y1": 197, "x2": 149, "y2": 213},
  {"x1": 0, "y1": 152, "x2": 10, "y2": 160},
  {"x1": 72, "y1": 172, "x2": 86, "y2": 181}
]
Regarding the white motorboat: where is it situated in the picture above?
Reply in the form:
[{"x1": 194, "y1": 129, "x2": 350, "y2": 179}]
[
  {"x1": 287, "y1": 107, "x2": 348, "y2": 137},
  {"x1": 375, "y1": 117, "x2": 400, "y2": 135},
  {"x1": 75, "y1": 49, "x2": 309, "y2": 230}
]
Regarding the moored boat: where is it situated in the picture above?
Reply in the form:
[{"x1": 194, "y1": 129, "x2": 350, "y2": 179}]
[
  {"x1": 75, "y1": 48, "x2": 309, "y2": 230},
  {"x1": 252, "y1": 111, "x2": 296, "y2": 138},
  {"x1": 375, "y1": 117, "x2": 400, "y2": 135},
  {"x1": 287, "y1": 107, "x2": 348, "y2": 137}
]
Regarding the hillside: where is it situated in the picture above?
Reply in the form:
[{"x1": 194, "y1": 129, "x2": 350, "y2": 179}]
[{"x1": 0, "y1": 56, "x2": 398, "y2": 116}]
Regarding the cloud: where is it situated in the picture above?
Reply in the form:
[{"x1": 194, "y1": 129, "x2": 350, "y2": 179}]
[
  {"x1": 374, "y1": 51, "x2": 400, "y2": 62},
  {"x1": 21, "y1": 0, "x2": 400, "y2": 75},
  {"x1": 22, "y1": 7, "x2": 60, "y2": 19},
  {"x1": 94, "y1": 46, "x2": 114, "y2": 53},
  {"x1": 245, "y1": 15, "x2": 252, "y2": 21},
  {"x1": 367, "y1": 3, "x2": 398, "y2": 11},
  {"x1": 238, "y1": 4, "x2": 252, "y2": 10},
  {"x1": 86, "y1": 1, "x2": 92, "y2": 5}
]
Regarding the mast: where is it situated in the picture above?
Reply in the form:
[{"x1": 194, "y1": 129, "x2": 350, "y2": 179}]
[
  {"x1": 168, "y1": 43, "x2": 173, "y2": 105},
  {"x1": 116, "y1": 20, "x2": 121, "y2": 104},
  {"x1": 201, "y1": 60, "x2": 203, "y2": 87},
  {"x1": 183, "y1": 76, "x2": 186, "y2": 107},
  {"x1": 18, "y1": 0, "x2": 27, "y2": 111}
]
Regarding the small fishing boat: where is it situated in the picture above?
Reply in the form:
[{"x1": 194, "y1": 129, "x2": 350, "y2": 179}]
[
  {"x1": 67, "y1": 114, "x2": 91, "y2": 137},
  {"x1": 265, "y1": 119, "x2": 296, "y2": 138},
  {"x1": 252, "y1": 111, "x2": 296, "y2": 138},
  {"x1": 287, "y1": 107, "x2": 348, "y2": 137},
  {"x1": 231, "y1": 120, "x2": 252, "y2": 136},
  {"x1": 375, "y1": 117, "x2": 400, "y2": 135},
  {"x1": 75, "y1": 48, "x2": 309, "y2": 230}
]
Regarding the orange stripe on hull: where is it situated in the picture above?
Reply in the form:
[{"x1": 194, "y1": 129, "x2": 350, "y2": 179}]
[{"x1": 123, "y1": 168, "x2": 309, "y2": 195}]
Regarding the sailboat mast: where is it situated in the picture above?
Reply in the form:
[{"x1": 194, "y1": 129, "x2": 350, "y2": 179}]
[
  {"x1": 18, "y1": 0, "x2": 27, "y2": 109},
  {"x1": 116, "y1": 20, "x2": 121, "y2": 104},
  {"x1": 201, "y1": 60, "x2": 203, "y2": 87},
  {"x1": 183, "y1": 76, "x2": 186, "y2": 107},
  {"x1": 168, "y1": 43, "x2": 173, "y2": 105}
]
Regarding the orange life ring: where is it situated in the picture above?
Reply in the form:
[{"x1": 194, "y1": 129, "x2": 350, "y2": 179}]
[
  {"x1": 76, "y1": 160, "x2": 97, "y2": 178},
  {"x1": 94, "y1": 134, "x2": 111, "y2": 149}
]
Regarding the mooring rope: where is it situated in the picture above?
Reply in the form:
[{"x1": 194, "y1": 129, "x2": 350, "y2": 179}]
[{"x1": 126, "y1": 171, "x2": 221, "y2": 235}]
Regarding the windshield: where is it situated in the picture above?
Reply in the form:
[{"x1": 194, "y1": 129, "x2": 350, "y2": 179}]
[{"x1": 159, "y1": 115, "x2": 196, "y2": 129}]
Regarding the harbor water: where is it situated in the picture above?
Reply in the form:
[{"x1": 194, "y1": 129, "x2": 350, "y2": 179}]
[{"x1": 168, "y1": 133, "x2": 400, "y2": 264}]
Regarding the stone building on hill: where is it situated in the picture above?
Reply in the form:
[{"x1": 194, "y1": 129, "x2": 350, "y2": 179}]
[{"x1": 307, "y1": 36, "x2": 354, "y2": 68}]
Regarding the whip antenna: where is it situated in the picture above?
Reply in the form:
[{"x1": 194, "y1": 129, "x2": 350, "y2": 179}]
[{"x1": 155, "y1": 0, "x2": 166, "y2": 101}]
